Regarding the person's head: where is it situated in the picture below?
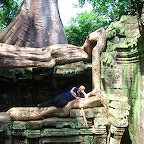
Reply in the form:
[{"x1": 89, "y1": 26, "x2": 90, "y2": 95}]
[{"x1": 78, "y1": 85, "x2": 85, "y2": 93}]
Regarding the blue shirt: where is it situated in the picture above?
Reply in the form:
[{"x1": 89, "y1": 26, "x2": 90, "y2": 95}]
[{"x1": 63, "y1": 87, "x2": 85, "y2": 102}]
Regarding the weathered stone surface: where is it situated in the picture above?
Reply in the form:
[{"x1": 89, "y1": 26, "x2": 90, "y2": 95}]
[
  {"x1": 94, "y1": 134, "x2": 107, "y2": 144},
  {"x1": 42, "y1": 117, "x2": 86, "y2": 129},
  {"x1": 12, "y1": 137, "x2": 27, "y2": 144},
  {"x1": 110, "y1": 137, "x2": 120, "y2": 144},
  {"x1": 13, "y1": 121, "x2": 26, "y2": 130},
  {"x1": 12, "y1": 117, "x2": 88, "y2": 130},
  {"x1": 109, "y1": 116, "x2": 128, "y2": 127},
  {"x1": 0, "y1": 112, "x2": 12, "y2": 133},
  {"x1": 102, "y1": 63, "x2": 123, "y2": 89},
  {"x1": 94, "y1": 116, "x2": 109, "y2": 126},
  {"x1": 84, "y1": 108, "x2": 95, "y2": 118},
  {"x1": 25, "y1": 120, "x2": 43, "y2": 129},
  {"x1": 110, "y1": 125, "x2": 126, "y2": 141},
  {"x1": 70, "y1": 109, "x2": 83, "y2": 118},
  {"x1": 107, "y1": 92, "x2": 128, "y2": 102},
  {"x1": 43, "y1": 128, "x2": 77, "y2": 137},
  {"x1": 109, "y1": 101, "x2": 130, "y2": 110},
  {"x1": 80, "y1": 126, "x2": 106, "y2": 135},
  {"x1": 109, "y1": 108, "x2": 129, "y2": 119},
  {"x1": 0, "y1": 112, "x2": 11, "y2": 123},
  {"x1": 92, "y1": 107, "x2": 107, "y2": 117},
  {"x1": 53, "y1": 61, "x2": 88, "y2": 76},
  {"x1": 43, "y1": 136, "x2": 82, "y2": 143},
  {"x1": 25, "y1": 129, "x2": 41, "y2": 138}
]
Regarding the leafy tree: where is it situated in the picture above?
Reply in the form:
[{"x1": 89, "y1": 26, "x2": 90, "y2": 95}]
[
  {"x1": 65, "y1": 0, "x2": 137, "y2": 45},
  {"x1": 65, "y1": 11, "x2": 108, "y2": 46},
  {"x1": 0, "y1": 0, "x2": 22, "y2": 32},
  {"x1": 77, "y1": 0, "x2": 137, "y2": 21}
]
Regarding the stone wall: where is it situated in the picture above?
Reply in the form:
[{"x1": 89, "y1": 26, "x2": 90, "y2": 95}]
[
  {"x1": 0, "y1": 108, "x2": 108, "y2": 144},
  {"x1": 101, "y1": 15, "x2": 144, "y2": 144}
]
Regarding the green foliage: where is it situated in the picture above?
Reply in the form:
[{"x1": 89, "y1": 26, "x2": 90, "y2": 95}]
[
  {"x1": 65, "y1": 0, "x2": 137, "y2": 46},
  {"x1": 0, "y1": 0, "x2": 22, "y2": 32},
  {"x1": 78, "y1": 0, "x2": 137, "y2": 21},
  {"x1": 65, "y1": 11, "x2": 109, "y2": 46}
]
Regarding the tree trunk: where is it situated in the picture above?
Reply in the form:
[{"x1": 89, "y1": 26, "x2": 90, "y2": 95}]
[
  {"x1": 82, "y1": 28, "x2": 106, "y2": 93},
  {"x1": 0, "y1": 0, "x2": 68, "y2": 47}
]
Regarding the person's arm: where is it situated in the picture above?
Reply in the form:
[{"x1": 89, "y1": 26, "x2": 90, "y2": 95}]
[
  {"x1": 81, "y1": 90, "x2": 90, "y2": 98},
  {"x1": 70, "y1": 87, "x2": 79, "y2": 99}
]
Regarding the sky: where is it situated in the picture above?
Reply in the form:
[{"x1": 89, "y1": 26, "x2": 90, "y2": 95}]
[{"x1": 58, "y1": 0, "x2": 92, "y2": 26}]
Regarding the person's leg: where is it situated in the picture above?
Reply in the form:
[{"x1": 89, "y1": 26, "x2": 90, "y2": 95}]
[
  {"x1": 53, "y1": 94, "x2": 64, "y2": 104},
  {"x1": 37, "y1": 94, "x2": 64, "y2": 107},
  {"x1": 55, "y1": 99, "x2": 68, "y2": 107},
  {"x1": 54, "y1": 94, "x2": 68, "y2": 107},
  {"x1": 37, "y1": 94, "x2": 68, "y2": 108},
  {"x1": 38, "y1": 99, "x2": 54, "y2": 107}
]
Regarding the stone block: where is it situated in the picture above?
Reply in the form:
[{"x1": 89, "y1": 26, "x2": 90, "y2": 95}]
[
  {"x1": 11, "y1": 129, "x2": 25, "y2": 136},
  {"x1": 109, "y1": 116, "x2": 128, "y2": 127},
  {"x1": 80, "y1": 126, "x2": 106, "y2": 135},
  {"x1": 80, "y1": 135, "x2": 93, "y2": 144},
  {"x1": 42, "y1": 117, "x2": 86, "y2": 129},
  {"x1": 94, "y1": 116, "x2": 109, "y2": 127},
  {"x1": 53, "y1": 61, "x2": 86, "y2": 76},
  {"x1": 70, "y1": 109, "x2": 83, "y2": 118},
  {"x1": 25, "y1": 120, "x2": 43, "y2": 129},
  {"x1": 0, "y1": 112, "x2": 11, "y2": 123},
  {"x1": 43, "y1": 135, "x2": 95, "y2": 143},
  {"x1": 25, "y1": 129, "x2": 41, "y2": 138},
  {"x1": 12, "y1": 121, "x2": 26, "y2": 129},
  {"x1": 107, "y1": 92, "x2": 128, "y2": 102},
  {"x1": 110, "y1": 126, "x2": 125, "y2": 136},
  {"x1": 92, "y1": 107, "x2": 107, "y2": 117},
  {"x1": 109, "y1": 101, "x2": 130, "y2": 110},
  {"x1": 43, "y1": 136, "x2": 82, "y2": 143},
  {"x1": 94, "y1": 134, "x2": 107, "y2": 144},
  {"x1": 41, "y1": 128, "x2": 79, "y2": 137},
  {"x1": 0, "y1": 123, "x2": 11, "y2": 132},
  {"x1": 12, "y1": 137, "x2": 28, "y2": 144},
  {"x1": 110, "y1": 137, "x2": 120, "y2": 144},
  {"x1": 109, "y1": 108, "x2": 129, "y2": 118},
  {"x1": 83, "y1": 108, "x2": 94, "y2": 118}
]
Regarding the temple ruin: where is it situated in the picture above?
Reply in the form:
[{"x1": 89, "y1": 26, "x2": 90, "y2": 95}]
[{"x1": 0, "y1": 0, "x2": 144, "y2": 144}]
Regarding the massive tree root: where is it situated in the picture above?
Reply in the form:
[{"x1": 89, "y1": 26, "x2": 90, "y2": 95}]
[
  {"x1": 82, "y1": 28, "x2": 106, "y2": 94},
  {"x1": 6, "y1": 28, "x2": 107, "y2": 120},
  {"x1": 0, "y1": 43, "x2": 88, "y2": 68},
  {"x1": 7, "y1": 95, "x2": 102, "y2": 121}
]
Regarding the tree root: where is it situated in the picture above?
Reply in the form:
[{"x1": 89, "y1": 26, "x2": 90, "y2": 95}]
[{"x1": 7, "y1": 95, "x2": 102, "y2": 121}]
